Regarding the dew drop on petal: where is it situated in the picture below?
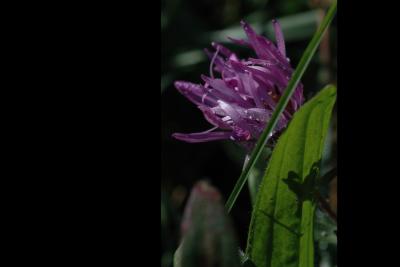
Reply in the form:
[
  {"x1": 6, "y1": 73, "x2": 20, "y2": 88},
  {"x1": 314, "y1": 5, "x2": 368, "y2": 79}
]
[{"x1": 201, "y1": 93, "x2": 208, "y2": 103}]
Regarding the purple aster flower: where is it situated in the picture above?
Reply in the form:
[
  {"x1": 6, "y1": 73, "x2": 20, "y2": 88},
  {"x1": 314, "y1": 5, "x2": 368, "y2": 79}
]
[{"x1": 172, "y1": 20, "x2": 304, "y2": 151}]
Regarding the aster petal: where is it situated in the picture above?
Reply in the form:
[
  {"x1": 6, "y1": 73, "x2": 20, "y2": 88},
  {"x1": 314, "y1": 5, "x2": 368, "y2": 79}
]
[
  {"x1": 211, "y1": 42, "x2": 234, "y2": 58},
  {"x1": 246, "y1": 68, "x2": 281, "y2": 93},
  {"x1": 227, "y1": 37, "x2": 251, "y2": 47},
  {"x1": 175, "y1": 81, "x2": 218, "y2": 107},
  {"x1": 201, "y1": 75, "x2": 252, "y2": 108},
  {"x1": 240, "y1": 63, "x2": 287, "y2": 92},
  {"x1": 246, "y1": 108, "x2": 272, "y2": 122},
  {"x1": 222, "y1": 76, "x2": 238, "y2": 88},
  {"x1": 276, "y1": 115, "x2": 289, "y2": 132},
  {"x1": 217, "y1": 100, "x2": 258, "y2": 136},
  {"x1": 198, "y1": 106, "x2": 231, "y2": 129},
  {"x1": 240, "y1": 20, "x2": 289, "y2": 67},
  {"x1": 242, "y1": 73, "x2": 264, "y2": 108},
  {"x1": 272, "y1": 19, "x2": 286, "y2": 58},
  {"x1": 248, "y1": 58, "x2": 293, "y2": 77},
  {"x1": 231, "y1": 126, "x2": 252, "y2": 141},
  {"x1": 172, "y1": 130, "x2": 231, "y2": 143},
  {"x1": 294, "y1": 83, "x2": 304, "y2": 105},
  {"x1": 222, "y1": 69, "x2": 247, "y2": 95},
  {"x1": 229, "y1": 61, "x2": 270, "y2": 109},
  {"x1": 204, "y1": 48, "x2": 225, "y2": 74},
  {"x1": 240, "y1": 21, "x2": 276, "y2": 60},
  {"x1": 248, "y1": 66, "x2": 293, "y2": 99}
]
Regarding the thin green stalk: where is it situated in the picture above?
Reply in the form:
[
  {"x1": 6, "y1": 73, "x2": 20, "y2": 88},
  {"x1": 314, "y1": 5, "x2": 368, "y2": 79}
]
[{"x1": 225, "y1": 0, "x2": 337, "y2": 213}]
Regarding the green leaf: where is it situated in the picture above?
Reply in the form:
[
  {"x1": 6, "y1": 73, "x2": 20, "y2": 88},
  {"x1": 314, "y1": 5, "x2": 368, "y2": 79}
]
[{"x1": 245, "y1": 85, "x2": 337, "y2": 267}]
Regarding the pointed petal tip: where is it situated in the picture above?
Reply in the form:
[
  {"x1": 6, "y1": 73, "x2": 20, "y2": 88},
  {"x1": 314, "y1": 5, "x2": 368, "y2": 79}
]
[
  {"x1": 172, "y1": 132, "x2": 193, "y2": 142},
  {"x1": 174, "y1": 80, "x2": 199, "y2": 91},
  {"x1": 200, "y1": 74, "x2": 208, "y2": 81},
  {"x1": 272, "y1": 18, "x2": 286, "y2": 58},
  {"x1": 240, "y1": 20, "x2": 254, "y2": 33},
  {"x1": 241, "y1": 21, "x2": 249, "y2": 30},
  {"x1": 239, "y1": 21, "x2": 259, "y2": 45},
  {"x1": 172, "y1": 131, "x2": 231, "y2": 143},
  {"x1": 174, "y1": 80, "x2": 185, "y2": 89},
  {"x1": 172, "y1": 132, "x2": 182, "y2": 139},
  {"x1": 272, "y1": 19, "x2": 281, "y2": 28},
  {"x1": 240, "y1": 20, "x2": 247, "y2": 26},
  {"x1": 210, "y1": 42, "x2": 220, "y2": 50}
]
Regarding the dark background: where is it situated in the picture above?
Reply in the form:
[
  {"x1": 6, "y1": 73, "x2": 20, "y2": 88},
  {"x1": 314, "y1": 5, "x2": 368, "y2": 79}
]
[{"x1": 161, "y1": 0, "x2": 337, "y2": 266}]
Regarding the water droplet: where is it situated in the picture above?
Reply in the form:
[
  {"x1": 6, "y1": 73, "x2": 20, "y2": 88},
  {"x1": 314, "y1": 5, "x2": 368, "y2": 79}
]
[{"x1": 201, "y1": 93, "x2": 208, "y2": 103}]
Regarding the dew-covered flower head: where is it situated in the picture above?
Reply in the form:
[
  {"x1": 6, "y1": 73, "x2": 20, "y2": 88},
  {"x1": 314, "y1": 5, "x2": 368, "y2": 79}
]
[{"x1": 173, "y1": 20, "x2": 304, "y2": 151}]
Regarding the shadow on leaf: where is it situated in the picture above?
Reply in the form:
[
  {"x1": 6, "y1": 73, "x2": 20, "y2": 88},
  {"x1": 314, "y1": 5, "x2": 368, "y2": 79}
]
[{"x1": 257, "y1": 160, "x2": 322, "y2": 236}]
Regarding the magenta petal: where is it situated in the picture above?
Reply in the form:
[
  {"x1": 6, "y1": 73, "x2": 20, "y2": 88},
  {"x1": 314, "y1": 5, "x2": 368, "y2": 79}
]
[
  {"x1": 204, "y1": 48, "x2": 225, "y2": 73},
  {"x1": 217, "y1": 100, "x2": 257, "y2": 136},
  {"x1": 172, "y1": 130, "x2": 231, "y2": 143},
  {"x1": 201, "y1": 75, "x2": 252, "y2": 108},
  {"x1": 174, "y1": 81, "x2": 218, "y2": 107},
  {"x1": 240, "y1": 20, "x2": 275, "y2": 61},
  {"x1": 245, "y1": 64, "x2": 290, "y2": 94},
  {"x1": 229, "y1": 61, "x2": 269, "y2": 109},
  {"x1": 227, "y1": 37, "x2": 251, "y2": 47},
  {"x1": 231, "y1": 126, "x2": 251, "y2": 141},
  {"x1": 242, "y1": 73, "x2": 264, "y2": 108},
  {"x1": 248, "y1": 58, "x2": 293, "y2": 77},
  {"x1": 240, "y1": 20, "x2": 289, "y2": 67},
  {"x1": 198, "y1": 106, "x2": 231, "y2": 129},
  {"x1": 211, "y1": 42, "x2": 234, "y2": 58},
  {"x1": 272, "y1": 19, "x2": 286, "y2": 58},
  {"x1": 246, "y1": 108, "x2": 271, "y2": 122}
]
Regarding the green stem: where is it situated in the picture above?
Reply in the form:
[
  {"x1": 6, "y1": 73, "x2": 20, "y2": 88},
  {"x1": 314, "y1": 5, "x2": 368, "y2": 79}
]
[{"x1": 225, "y1": 0, "x2": 337, "y2": 213}]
